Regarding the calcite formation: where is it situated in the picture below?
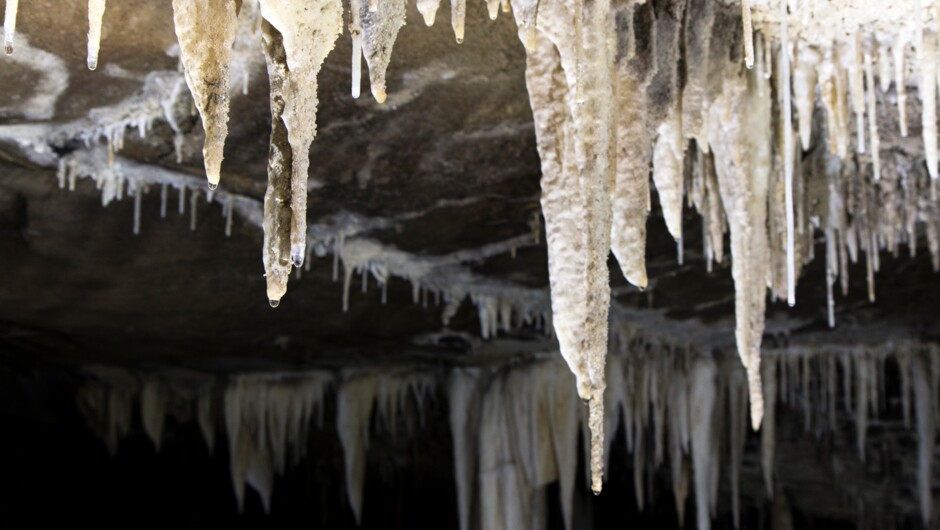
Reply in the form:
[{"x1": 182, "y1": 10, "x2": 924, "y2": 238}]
[
  {"x1": 79, "y1": 342, "x2": 940, "y2": 530},
  {"x1": 6, "y1": 0, "x2": 940, "y2": 499}
]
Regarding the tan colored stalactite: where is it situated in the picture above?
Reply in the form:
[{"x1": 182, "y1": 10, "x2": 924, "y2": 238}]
[
  {"x1": 818, "y1": 50, "x2": 850, "y2": 159},
  {"x1": 863, "y1": 48, "x2": 880, "y2": 181},
  {"x1": 87, "y1": 0, "x2": 106, "y2": 71},
  {"x1": 610, "y1": 1, "x2": 652, "y2": 290},
  {"x1": 708, "y1": 65, "x2": 772, "y2": 430},
  {"x1": 172, "y1": 0, "x2": 239, "y2": 190},
  {"x1": 741, "y1": 0, "x2": 754, "y2": 69},
  {"x1": 779, "y1": 0, "x2": 796, "y2": 307},
  {"x1": 417, "y1": 0, "x2": 442, "y2": 26},
  {"x1": 353, "y1": 0, "x2": 406, "y2": 103},
  {"x1": 451, "y1": 0, "x2": 466, "y2": 42},
  {"x1": 793, "y1": 44, "x2": 819, "y2": 151},
  {"x1": 515, "y1": 0, "x2": 614, "y2": 493},
  {"x1": 260, "y1": 21, "x2": 293, "y2": 307},
  {"x1": 849, "y1": 33, "x2": 866, "y2": 154},
  {"x1": 700, "y1": 151, "x2": 726, "y2": 268},
  {"x1": 652, "y1": 108, "x2": 686, "y2": 244},
  {"x1": 258, "y1": 0, "x2": 344, "y2": 269},
  {"x1": 682, "y1": 0, "x2": 715, "y2": 149}
]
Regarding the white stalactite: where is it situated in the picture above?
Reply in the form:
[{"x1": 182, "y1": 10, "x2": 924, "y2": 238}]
[
  {"x1": 652, "y1": 109, "x2": 685, "y2": 244},
  {"x1": 87, "y1": 0, "x2": 106, "y2": 70},
  {"x1": 3, "y1": 0, "x2": 17, "y2": 55}
]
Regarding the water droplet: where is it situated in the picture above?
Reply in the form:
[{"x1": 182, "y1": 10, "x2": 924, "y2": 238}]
[
  {"x1": 291, "y1": 248, "x2": 304, "y2": 268},
  {"x1": 455, "y1": 37, "x2": 463, "y2": 44},
  {"x1": 269, "y1": 299, "x2": 280, "y2": 308},
  {"x1": 207, "y1": 182, "x2": 218, "y2": 191}
]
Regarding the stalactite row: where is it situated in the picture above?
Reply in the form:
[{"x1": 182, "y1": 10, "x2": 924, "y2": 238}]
[
  {"x1": 38, "y1": 129, "x2": 553, "y2": 344},
  {"x1": 78, "y1": 342, "x2": 940, "y2": 530},
  {"x1": 519, "y1": 0, "x2": 940, "y2": 484},
  {"x1": 11, "y1": 0, "x2": 940, "y2": 495},
  {"x1": 756, "y1": 345, "x2": 940, "y2": 528}
]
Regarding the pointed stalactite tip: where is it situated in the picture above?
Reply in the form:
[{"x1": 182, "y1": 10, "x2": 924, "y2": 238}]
[
  {"x1": 373, "y1": 88, "x2": 387, "y2": 104},
  {"x1": 750, "y1": 393, "x2": 764, "y2": 431}
]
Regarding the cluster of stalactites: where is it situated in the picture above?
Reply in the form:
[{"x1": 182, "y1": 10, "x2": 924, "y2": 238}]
[
  {"x1": 80, "y1": 346, "x2": 940, "y2": 530},
  {"x1": 520, "y1": 0, "x2": 940, "y2": 492},
  {"x1": 4, "y1": 1, "x2": 107, "y2": 66},
  {"x1": 79, "y1": 353, "x2": 733, "y2": 530},
  {"x1": 758, "y1": 346, "x2": 940, "y2": 527},
  {"x1": 512, "y1": 1, "x2": 940, "y2": 508},
  {"x1": 20, "y1": 0, "x2": 940, "y2": 500}
]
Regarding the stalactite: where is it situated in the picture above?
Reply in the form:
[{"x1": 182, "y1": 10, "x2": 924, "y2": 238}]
[
  {"x1": 914, "y1": 354, "x2": 935, "y2": 525},
  {"x1": 863, "y1": 47, "x2": 880, "y2": 181},
  {"x1": 171, "y1": 0, "x2": 239, "y2": 190},
  {"x1": 87, "y1": 0, "x2": 106, "y2": 70},
  {"x1": 793, "y1": 44, "x2": 818, "y2": 150},
  {"x1": 260, "y1": 20, "x2": 293, "y2": 307},
  {"x1": 516, "y1": 0, "x2": 612, "y2": 492},
  {"x1": 921, "y1": 30, "x2": 938, "y2": 180},
  {"x1": 452, "y1": 0, "x2": 466, "y2": 43},
  {"x1": 690, "y1": 358, "x2": 717, "y2": 530},
  {"x1": 337, "y1": 374, "x2": 378, "y2": 525},
  {"x1": 3, "y1": 0, "x2": 17, "y2": 55},
  {"x1": 741, "y1": 0, "x2": 754, "y2": 69},
  {"x1": 258, "y1": 0, "x2": 344, "y2": 268},
  {"x1": 140, "y1": 378, "x2": 165, "y2": 451},
  {"x1": 352, "y1": 0, "x2": 406, "y2": 103},
  {"x1": 652, "y1": 108, "x2": 685, "y2": 244},
  {"x1": 610, "y1": 0, "x2": 653, "y2": 290},
  {"x1": 762, "y1": 355, "x2": 777, "y2": 497},
  {"x1": 417, "y1": 0, "x2": 442, "y2": 26},
  {"x1": 707, "y1": 65, "x2": 771, "y2": 429},
  {"x1": 893, "y1": 35, "x2": 908, "y2": 137},
  {"x1": 780, "y1": 7, "x2": 795, "y2": 307},
  {"x1": 449, "y1": 369, "x2": 480, "y2": 530}
]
